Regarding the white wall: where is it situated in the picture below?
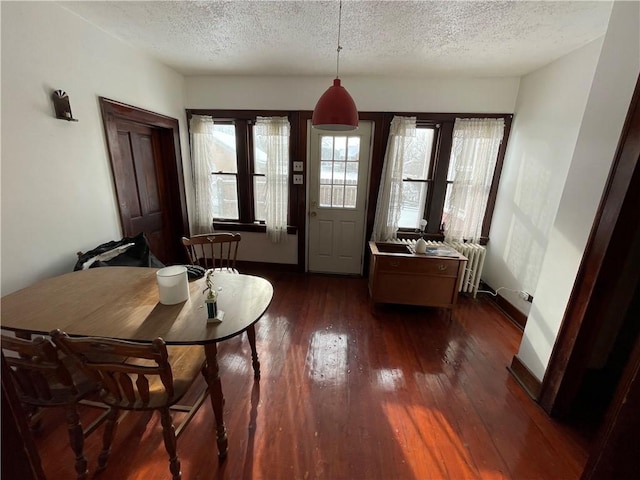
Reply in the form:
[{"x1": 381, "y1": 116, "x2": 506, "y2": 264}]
[
  {"x1": 0, "y1": 2, "x2": 188, "y2": 295},
  {"x1": 186, "y1": 75, "x2": 520, "y2": 112},
  {"x1": 235, "y1": 231, "x2": 298, "y2": 264},
  {"x1": 483, "y1": 38, "x2": 605, "y2": 315},
  {"x1": 517, "y1": 0, "x2": 640, "y2": 380}
]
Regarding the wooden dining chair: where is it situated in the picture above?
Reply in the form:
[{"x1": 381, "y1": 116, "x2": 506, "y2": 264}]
[
  {"x1": 51, "y1": 330, "x2": 209, "y2": 480},
  {"x1": 182, "y1": 232, "x2": 241, "y2": 273},
  {"x1": 1, "y1": 333, "x2": 113, "y2": 480}
]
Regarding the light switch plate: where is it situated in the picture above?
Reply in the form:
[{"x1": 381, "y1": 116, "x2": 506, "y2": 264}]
[
  {"x1": 293, "y1": 174, "x2": 303, "y2": 185},
  {"x1": 293, "y1": 161, "x2": 303, "y2": 172}
]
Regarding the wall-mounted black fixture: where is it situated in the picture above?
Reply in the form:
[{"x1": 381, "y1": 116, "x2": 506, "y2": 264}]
[{"x1": 52, "y1": 89, "x2": 78, "y2": 122}]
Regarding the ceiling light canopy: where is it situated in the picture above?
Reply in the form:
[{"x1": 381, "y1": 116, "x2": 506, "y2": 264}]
[{"x1": 312, "y1": 0, "x2": 358, "y2": 131}]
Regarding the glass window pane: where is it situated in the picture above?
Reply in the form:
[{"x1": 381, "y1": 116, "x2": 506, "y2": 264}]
[
  {"x1": 252, "y1": 129, "x2": 267, "y2": 175},
  {"x1": 347, "y1": 137, "x2": 360, "y2": 160},
  {"x1": 320, "y1": 161, "x2": 333, "y2": 185},
  {"x1": 332, "y1": 185, "x2": 345, "y2": 207},
  {"x1": 321, "y1": 136, "x2": 333, "y2": 160},
  {"x1": 441, "y1": 182, "x2": 454, "y2": 230},
  {"x1": 317, "y1": 134, "x2": 361, "y2": 210},
  {"x1": 398, "y1": 182, "x2": 428, "y2": 229},
  {"x1": 346, "y1": 162, "x2": 358, "y2": 185},
  {"x1": 402, "y1": 128, "x2": 433, "y2": 179},
  {"x1": 319, "y1": 185, "x2": 332, "y2": 207},
  {"x1": 332, "y1": 162, "x2": 346, "y2": 185},
  {"x1": 334, "y1": 136, "x2": 347, "y2": 160},
  {"x1": 212, "y1": 124, "x2": 238, "y2": 173},
  {"x1": 211, "y1": 173, "x2": 239, "y2": 220},
  {"x1": 253, "y1": 176, "x2": 266, "y2": 221},
  {"x1": 344, "y1": 186, "x2": 357, "y2": 208}
]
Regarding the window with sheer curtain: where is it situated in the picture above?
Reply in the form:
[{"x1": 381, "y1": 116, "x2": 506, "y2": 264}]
[
  {"x1": 189, "y1": 115, "x2": 218, "y2": 234},
  {"x1": 371, "y1": 116, "x2": 417, "y2": 241},
  {"x1": 372, "y1": 115, "x2": 506, "y2": 243},
  {"x1": 254, "y1": 116, "x2": 290, "y2": 243},
  {"x1": 443, "y1": 118, "x2": 505, "y2": 243},
  {"x1": 188, "y1": 114, "x2": 291, "y2": 241}
]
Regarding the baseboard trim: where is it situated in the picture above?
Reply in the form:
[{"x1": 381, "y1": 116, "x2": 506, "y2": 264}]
[
  {"x1": 236, "y1": 260, "x2": 300, "y2": 273},
  {"x1": 495, "y1": 294, "x2": 527, "y2": 330},
  {"x1": 508, "y1": 355, "x2": 542, "y2": 401},
  {"x1": 480, "y1": 282, "x2": 528, "y2": 330}
]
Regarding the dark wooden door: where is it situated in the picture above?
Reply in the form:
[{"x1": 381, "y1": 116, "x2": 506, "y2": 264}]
[
  {"x1": 114, "y1": 119, "x2": 170, "y2": 262},
  {"x1": 100, "y1": 98, "x2": 189, "y2": 265}
]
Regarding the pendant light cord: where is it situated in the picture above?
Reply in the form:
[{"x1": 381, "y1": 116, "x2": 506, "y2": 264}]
[{"x1": 336, "y1": 0, "x2": 343, "y2": 79}]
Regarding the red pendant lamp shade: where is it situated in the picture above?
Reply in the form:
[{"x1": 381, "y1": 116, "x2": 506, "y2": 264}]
[
  {"x1": 312, "y1": 1, "x2": 358, "y2": 131},
  {"x1": 312, "y1": 79, "x2": 359, "y2": 131}
]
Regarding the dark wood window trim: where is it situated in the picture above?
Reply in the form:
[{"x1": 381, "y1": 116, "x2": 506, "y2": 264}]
[
  {"x1": 211, "y1": 221, "x2": 297, "y2": 235},
  {"x1": 186, "y1": 109, "x2": 301, "y2": 230}
]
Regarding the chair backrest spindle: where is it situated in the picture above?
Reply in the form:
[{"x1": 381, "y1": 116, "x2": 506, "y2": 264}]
[
  {"x1": 182, "y1": 232, "x2": 241, "y2": 272},
  {"x1": 51, "y1": 332, "x2": 175, "y2": 408},
  {"x1": 1, "y1": 334, "x2": 80, "y2": 406}
]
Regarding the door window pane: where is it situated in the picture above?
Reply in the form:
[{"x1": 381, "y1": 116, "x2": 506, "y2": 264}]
[
  {"x1": 332, "y1": 185, "x2": 345, "y2": 207},
  {"x1": 347, "y1": 137, "x2": 360, "y2": 161},
  {"x1": 344, "y1": 186, "x2": 357, "y2": 208},
  {"x1": 318, "y1": 135, "x2": 361, "y2": 208},
  {"x1": 321, "y1": 137, "x2": 334, "y2": 160},
  {"x1": 334, "y1": 136, "x2": 347, "y2": 160},
  {"x1": 333, "y1": 162, "x2": 346, "y2": 185},
  {"x1": 345, "y1": 162, "x2": 358, "y2": 185}
]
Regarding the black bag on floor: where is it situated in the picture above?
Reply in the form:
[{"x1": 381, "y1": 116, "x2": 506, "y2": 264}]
[{"x1": 74, "y1": 232, "x2": 165, "y2": 271}]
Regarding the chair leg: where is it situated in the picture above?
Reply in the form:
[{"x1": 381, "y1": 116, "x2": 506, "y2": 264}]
[
  {"x1": 159, "y1": 407, "x2": 181, "y2": 480},
  {"x1": 98, "y1": 407, "x2": 119, "y2": 470},
  {"x1": 65, "y1": 404, "x2": 88, "y2": 480}
]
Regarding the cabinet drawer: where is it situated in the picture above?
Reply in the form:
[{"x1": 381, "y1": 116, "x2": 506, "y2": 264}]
[
  {"x1": 375, "y1": 256, "x2": 459, "y2": 276},
  {"x1": 371, "y1": 273, "x2": 457, "y2": 307}
]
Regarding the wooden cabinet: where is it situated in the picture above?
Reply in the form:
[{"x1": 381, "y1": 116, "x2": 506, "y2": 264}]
[{"x1": 368, "y1": 241, "x2": 467, "y2": 308}]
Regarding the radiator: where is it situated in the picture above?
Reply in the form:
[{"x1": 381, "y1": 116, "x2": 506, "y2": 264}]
[{"x1": 389, "y1": 239, "x2": 486, "y2": 297}]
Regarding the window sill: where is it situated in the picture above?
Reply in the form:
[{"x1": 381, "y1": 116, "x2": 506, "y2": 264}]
[{"x1": 212, "y1": 221, "x2": 297, "y2": 235}]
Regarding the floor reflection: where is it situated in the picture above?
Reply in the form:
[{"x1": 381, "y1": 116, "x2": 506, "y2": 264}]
[{"x1": 306, "y1": 330, "x2": 349, "y2": 385}]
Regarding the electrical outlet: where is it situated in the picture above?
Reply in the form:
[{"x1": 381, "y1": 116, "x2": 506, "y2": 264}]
[{"x1": 519, "y1": 291, "x2": 534, "y2": 303}]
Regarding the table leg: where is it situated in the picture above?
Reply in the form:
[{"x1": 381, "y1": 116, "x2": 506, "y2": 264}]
[
  {"x1": 245, "y1": 325, "x2": 261, "y2": 379},
  {"x1": 203, "y1": 343, "x2": 228, "y2": 460}
]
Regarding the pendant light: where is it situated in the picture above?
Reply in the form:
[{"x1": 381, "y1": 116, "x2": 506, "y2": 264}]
[{"x1": 312, "y1": 0, "x2": 359, "y2": 131}]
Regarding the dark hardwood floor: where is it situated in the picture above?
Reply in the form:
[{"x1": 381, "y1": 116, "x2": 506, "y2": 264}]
[{"x1": 31, "y1": 269, "x2": 589, "y2": 479}]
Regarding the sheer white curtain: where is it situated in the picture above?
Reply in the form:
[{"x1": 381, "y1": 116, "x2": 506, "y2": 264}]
[
  {"x1": 255, "y1": 116, "x2": 290, "y2": 243},
  {"x1": 371, "y1": 116, "x2": 417, "y2": 241},
  {"x1": 189, "y1": 115, "x2": 217, "y2": 234},
  {"x1": 444, "y1": 118, "x2": 505, "y2": 243}
]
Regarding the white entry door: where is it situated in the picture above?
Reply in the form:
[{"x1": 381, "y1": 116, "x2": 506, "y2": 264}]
[{"x1": 307, "y1": 121, "x2": 373, "y2": 274}]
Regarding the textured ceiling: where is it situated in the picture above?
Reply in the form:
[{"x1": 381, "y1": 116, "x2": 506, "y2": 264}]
[{"x1": 58, "y1": 0, "x2": 612, "y2": 77}]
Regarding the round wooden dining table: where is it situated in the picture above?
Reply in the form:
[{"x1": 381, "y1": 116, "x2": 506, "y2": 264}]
[{"x1": 0, "y1": 266, "x2": 274, "y2": 459}]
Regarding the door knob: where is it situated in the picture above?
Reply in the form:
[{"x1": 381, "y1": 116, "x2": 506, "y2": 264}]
[{"x1": 310, "y1": 211, "x2": 317, "y2": 217}]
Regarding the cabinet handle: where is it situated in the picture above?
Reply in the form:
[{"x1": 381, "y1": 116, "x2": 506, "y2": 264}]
[
  {"x1": 438, "y1": 264, "x2": 447, "y2": 271},
  {"x1": 390, "y1": 261, "x2": 400, "y2": 267}
]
